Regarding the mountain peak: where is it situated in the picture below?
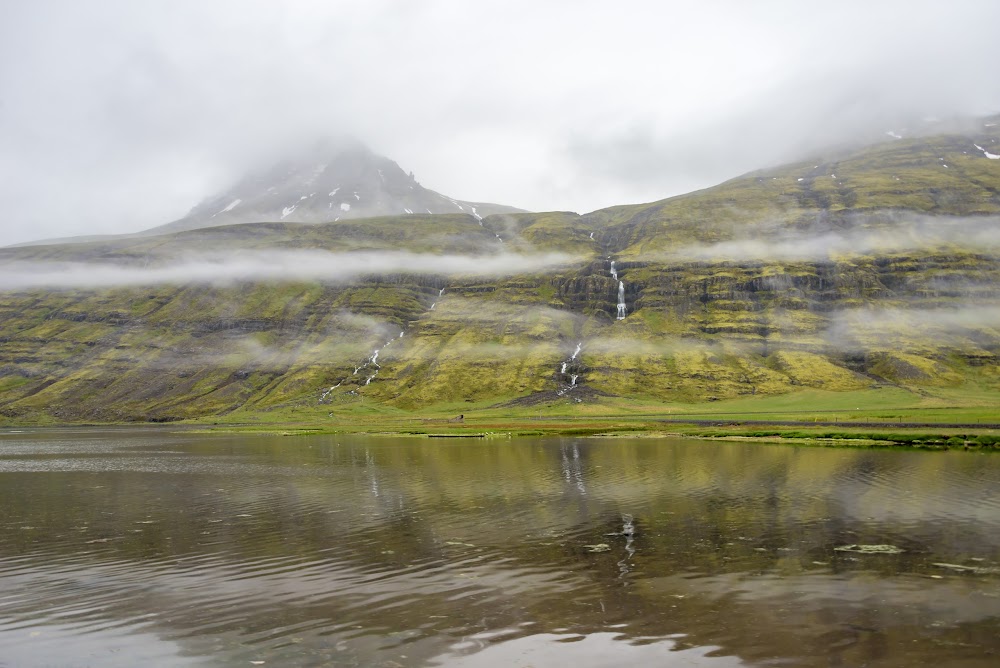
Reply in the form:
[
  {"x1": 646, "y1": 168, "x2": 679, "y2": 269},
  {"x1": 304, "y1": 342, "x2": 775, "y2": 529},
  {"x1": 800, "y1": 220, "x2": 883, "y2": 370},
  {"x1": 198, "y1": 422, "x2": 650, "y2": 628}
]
[{"x1": 144, "y1": 141, "x2": 523, "y2": 236}]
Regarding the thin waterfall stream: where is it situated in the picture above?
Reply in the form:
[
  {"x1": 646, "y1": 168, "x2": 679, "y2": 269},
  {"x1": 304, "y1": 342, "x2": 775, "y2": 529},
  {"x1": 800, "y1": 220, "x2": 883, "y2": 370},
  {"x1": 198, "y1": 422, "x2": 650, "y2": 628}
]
[
  {"x1": 320, "y1": 286, "x2": 444, "y2": 401},
  {"x1": 610, "y1": 258, "x2": 626, "y2": 320},
  {"x1": 557, "y1": 341, "x2": 584, "y2": 396}
]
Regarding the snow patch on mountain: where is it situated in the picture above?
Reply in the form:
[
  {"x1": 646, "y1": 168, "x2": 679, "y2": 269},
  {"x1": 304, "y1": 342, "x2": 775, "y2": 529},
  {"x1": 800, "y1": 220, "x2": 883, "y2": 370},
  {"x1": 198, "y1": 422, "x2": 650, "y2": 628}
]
[
  {"x1": 214, "y1": 199, "x2": 241, "y2": 216},
  {"x1": 440, "y1": 194, "x2": 465, "y2": 212},
  {"x1": 141, "y1": 141, "x2": 524, "y2": 235}
]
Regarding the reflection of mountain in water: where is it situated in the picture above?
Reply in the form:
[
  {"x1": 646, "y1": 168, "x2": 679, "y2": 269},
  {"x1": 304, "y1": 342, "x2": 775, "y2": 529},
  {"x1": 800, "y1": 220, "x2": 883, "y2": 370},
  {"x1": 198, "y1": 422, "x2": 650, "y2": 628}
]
[{"x1": 0, "y1": 432, "x2": 998, "y2": 667}]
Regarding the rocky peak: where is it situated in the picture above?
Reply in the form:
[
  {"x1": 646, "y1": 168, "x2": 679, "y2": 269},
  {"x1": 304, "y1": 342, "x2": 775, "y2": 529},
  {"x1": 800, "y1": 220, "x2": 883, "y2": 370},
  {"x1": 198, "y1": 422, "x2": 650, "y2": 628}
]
[{"x1": 145, "y1": 139, "x2": 523, "y2": 235}]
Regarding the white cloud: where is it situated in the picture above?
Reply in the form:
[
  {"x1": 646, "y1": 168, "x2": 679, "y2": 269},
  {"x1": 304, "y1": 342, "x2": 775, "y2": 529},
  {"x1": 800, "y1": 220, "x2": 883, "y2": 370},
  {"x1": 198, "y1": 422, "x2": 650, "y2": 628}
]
[
  {"x1": 0, "y1": 250, "x2": 578, "y2": 290},
  {"x1": 660, "y1": 215, "x2": 1000, "y2": 262}
]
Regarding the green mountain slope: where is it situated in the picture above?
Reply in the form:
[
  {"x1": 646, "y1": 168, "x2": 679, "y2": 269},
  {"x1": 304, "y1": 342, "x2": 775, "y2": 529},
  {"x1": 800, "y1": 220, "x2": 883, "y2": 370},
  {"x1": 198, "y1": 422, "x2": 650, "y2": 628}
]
[{"x1": 1, "y1": 119, "x2": 999, "y2": 423}]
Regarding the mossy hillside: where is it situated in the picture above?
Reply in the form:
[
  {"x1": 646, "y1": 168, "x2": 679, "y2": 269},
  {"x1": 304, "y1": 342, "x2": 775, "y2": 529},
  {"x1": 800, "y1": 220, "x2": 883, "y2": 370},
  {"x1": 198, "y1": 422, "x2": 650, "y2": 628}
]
[
  {"x1": 480, "y1": 211, "x2": 598, "y2": 254},
  {"x1": 0, "y1": 214, "x2": 515, "y2": 265},
  {"x1": 1, "y1": 124, "x2": 998, "y2": 423},
  {"x1": 0, "y1": 209, "x2": 605, "y2": 270},
  {"x1": 362, "y1": 296, "x2": 569, "y2": 407},
  {"x1": 2, "y1": 244, "x2": 996, "y2": 420},
  {"x1": 0, "y1": 279, "x2": 442, "y2": 421},
  {"x1": 577, "y1": 122, "x2": 1000, "y2": 257}
]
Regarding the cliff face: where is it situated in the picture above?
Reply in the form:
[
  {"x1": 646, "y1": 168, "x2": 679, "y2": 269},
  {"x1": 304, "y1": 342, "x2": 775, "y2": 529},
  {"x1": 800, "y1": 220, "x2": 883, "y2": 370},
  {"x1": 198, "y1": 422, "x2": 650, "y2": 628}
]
[{"x1": 1, "y1": 121, "x2": 999, "y2": 422}]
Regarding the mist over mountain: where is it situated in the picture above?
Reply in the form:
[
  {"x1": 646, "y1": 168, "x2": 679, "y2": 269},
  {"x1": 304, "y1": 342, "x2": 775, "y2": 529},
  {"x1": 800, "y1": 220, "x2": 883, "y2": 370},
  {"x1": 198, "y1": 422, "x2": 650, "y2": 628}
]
[
  {"x1": 1, "y1": 116, "x2": 998, "y2": 423},
  {"x1": 145, "y1": 140, "x2": 523, "y2": 237}
]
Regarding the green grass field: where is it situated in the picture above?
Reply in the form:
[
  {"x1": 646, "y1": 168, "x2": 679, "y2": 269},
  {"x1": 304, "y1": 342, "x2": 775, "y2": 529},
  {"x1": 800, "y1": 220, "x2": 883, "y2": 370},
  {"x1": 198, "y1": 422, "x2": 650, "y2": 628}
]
[{"x1": 175, "y1": 382, "x2": 999, "y2": 450}]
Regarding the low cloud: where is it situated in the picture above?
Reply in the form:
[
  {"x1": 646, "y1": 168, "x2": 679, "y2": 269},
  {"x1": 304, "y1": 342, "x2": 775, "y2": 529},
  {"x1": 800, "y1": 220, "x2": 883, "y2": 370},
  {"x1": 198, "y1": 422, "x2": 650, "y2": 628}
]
[
  {"x1": 0, "y1": 250, "x2": 579, "y2": 291},
  {"x1": 660, "y1": 214, "x2": 1000, "y2": 262},
  {"x1": 824, "y1": 305, "x2": 1000, "y2": 350}
]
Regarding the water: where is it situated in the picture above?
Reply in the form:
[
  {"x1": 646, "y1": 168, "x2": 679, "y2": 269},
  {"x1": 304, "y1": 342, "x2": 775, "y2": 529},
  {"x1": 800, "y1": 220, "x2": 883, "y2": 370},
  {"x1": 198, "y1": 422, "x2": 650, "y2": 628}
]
[
  {"x1": 1, "y1": 429, "x2": 999, "y2": 667},
  {"x1": 558, "y1": 343, "x2": 584, "y2": 395},
  {"x1": 616, "y1": 280, "x2": 627, "y2": 320}
]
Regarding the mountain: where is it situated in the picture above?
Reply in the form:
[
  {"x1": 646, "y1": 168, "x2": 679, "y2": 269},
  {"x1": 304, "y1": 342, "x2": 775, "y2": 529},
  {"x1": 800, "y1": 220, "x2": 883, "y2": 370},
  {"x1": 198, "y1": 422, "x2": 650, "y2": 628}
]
[
  {"x1": 145, "y1": 140, "x2": 523, "y2": 236},
  {"x1": 0, "y1": 118, "x2": 998, "y2": 424}
]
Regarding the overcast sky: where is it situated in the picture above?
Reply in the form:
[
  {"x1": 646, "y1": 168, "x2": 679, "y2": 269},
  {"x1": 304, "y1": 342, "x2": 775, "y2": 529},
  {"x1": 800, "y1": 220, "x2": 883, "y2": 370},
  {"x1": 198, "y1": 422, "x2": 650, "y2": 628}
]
[{"x1": 2, "y1": 0, "x2": 999, "y2": 247}]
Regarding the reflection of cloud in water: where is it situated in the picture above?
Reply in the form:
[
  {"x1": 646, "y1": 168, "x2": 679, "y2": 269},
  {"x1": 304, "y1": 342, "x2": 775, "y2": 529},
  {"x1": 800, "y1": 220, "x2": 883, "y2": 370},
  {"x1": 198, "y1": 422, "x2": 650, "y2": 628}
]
[
  {"x1": 429, "y1": 631, "x2": 744, "y2": 667},
  {"x1": 638, "y1": 572, "x2": 1000, "y2": 629},
  {"x1": 0, "y1": 623, "x2": 204, "y2": 668}
]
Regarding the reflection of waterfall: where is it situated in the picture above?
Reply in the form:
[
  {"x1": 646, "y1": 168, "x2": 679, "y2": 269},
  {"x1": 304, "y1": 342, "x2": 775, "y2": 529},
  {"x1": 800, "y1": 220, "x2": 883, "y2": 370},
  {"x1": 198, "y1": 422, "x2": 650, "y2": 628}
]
[
  {"x1": 618, "y1": 513, "x2": 636, "y2": 578},
  {"x1": 557, "y1": 341, "x2": 584, "y2": 396},
  {"x1": 366, "y1": 449, "x2": 380, "y2": 498},
  {"x1": 560, "y1": 443, "x2": 587, "y2": 495}
]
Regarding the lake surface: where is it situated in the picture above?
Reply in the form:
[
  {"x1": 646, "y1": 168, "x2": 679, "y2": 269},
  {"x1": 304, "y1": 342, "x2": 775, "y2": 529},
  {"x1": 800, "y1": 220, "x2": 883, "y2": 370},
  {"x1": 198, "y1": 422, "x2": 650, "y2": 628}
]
[{"x1": 0, "y1": 429, "x2": 998, "y2": 667}]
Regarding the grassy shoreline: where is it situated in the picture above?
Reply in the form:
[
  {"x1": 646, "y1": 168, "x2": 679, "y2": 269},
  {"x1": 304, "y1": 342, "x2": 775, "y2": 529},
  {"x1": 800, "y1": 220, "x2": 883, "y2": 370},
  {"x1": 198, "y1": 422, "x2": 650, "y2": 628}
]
[{"x1": 3, "y1": 387, "x2": 997, "y2": 450}]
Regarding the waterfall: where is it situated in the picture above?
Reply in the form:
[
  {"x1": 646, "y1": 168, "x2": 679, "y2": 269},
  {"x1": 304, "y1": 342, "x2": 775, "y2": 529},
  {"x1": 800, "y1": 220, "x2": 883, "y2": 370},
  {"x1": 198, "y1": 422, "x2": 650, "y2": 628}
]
[
  {"x1": 557, "y1": 341, "x2": 584, "y2": 396},
  {"x1": 610, "y1": 259, "x2": 625, "y2": 320},
  {"x1": 319, "y1": 283, "x2": 447, "y2": 402},
  {"x1": 320, "y1": 284, "x2": 443, "y2": 402},
  {"x1": 319, "y1": 382, "x2": 341, "y2": 401},
  {"x1": 431, "y1": 287, "x2": 445, "y2": 310}
]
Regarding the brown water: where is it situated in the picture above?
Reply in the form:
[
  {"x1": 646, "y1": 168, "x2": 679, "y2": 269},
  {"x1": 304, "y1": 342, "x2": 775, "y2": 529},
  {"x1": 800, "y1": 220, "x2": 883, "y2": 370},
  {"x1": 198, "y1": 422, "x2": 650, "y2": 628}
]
[{"x1": 0, "y1": 429, "x2": 998, "y2": 667}]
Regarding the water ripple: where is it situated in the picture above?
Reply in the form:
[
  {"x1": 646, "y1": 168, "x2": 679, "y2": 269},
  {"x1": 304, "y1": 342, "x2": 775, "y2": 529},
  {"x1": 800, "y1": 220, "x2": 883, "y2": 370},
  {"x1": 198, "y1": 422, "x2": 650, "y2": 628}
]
[{"x1": 1, "y1": 432, "x2": 998, "y2": 666}]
